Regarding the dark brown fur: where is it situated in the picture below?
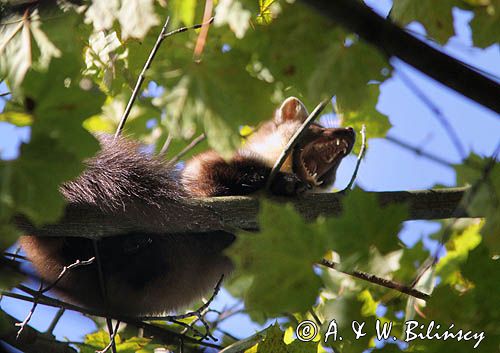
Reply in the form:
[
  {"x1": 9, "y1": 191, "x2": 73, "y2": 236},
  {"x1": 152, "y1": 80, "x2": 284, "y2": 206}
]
[{"x1": 20, "y1": 135, "x2": 235, "y2": 315}]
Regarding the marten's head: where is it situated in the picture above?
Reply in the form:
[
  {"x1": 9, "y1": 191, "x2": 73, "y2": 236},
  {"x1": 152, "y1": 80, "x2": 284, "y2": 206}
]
[{"x1": 245, "y1": 97, "x2": 355, "y2": 188}]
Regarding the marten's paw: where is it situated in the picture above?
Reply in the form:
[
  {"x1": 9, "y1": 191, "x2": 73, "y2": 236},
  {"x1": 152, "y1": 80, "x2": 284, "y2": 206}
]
[{"x1": 269, "y1": 172, "x2": 309, "y2": 196}]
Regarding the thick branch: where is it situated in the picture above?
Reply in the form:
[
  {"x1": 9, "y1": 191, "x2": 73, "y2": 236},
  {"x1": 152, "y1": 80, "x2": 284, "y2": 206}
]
[
  {"x1": 16, "y1": 187, "x2": 475, "y2": 239},
  {"x1": 300, "y1": 0, "x2": 500, "y2": 114}
]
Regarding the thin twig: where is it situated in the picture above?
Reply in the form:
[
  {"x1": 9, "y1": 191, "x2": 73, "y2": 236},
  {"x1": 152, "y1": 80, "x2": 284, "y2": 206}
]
[
  {"x1": 45, "y1": 308, "x2": 65, "y2": 335},
  {"x1": 15, "y1": 282, "x2": 42, "y2": 338},
  {"x1": 397, "y1": 69, "x2": 467, "y2": 160},
  {"x1": 216, "y1": 328, "x2": 240, "y2": 342},
  {"x1": 41, "y1": 257, "x2": 95, "y2": 294},
  {"x1": 385, "y1": 135, "x2": 454, "y2": 167},
  {"x1": 172, "y1": 319, "x2": 206, "y2": 339},
  {"x1": 91, "y1": 240, "x2": 116, "y2": 352},
  {"x1": 170, "y1": 133, "x2": 206, "y2": 163},
  {"x1": 137, "y1": 275, "x2": 223, "y2": 341},
  {"x1": 97, "y1": 320, "x2": 121, "y2": 353},
  {"x1": 3, "y1": 251, "x2": 27, "y2": 261},
  {"x1": 92, "y1": 240, "x2": 108, "y2": 304},
  {"x1": 115, "y1": 16, "x2": 216, "y2": 138},
  {"x1": 319, "y1": 259, "x2": 430, "y2": 300},
  {"x1": 162, "y1": 17, "x2": 215, "y2": 39},
  {"x1": 114, "y1": 16, "x2": 171, "y2": 138},
  {"x1": 343, "y1": 124, "x2": 366, "y2": 191},
  {"x1": 0, "y1": 91, "x2": 11, "y2": 97},
  {"x1": 14, "y1": 257, "x2": 94, "y2": 339},
  {"x1": 265, "y1": 99, "x2": 329, "y2": 191},
  {"x1": 159, "y1": 133, "x2": 172, "y2": 156},
  {"x1": 138, "y1": 275, "x2": 223, "y2": 322},
  {"x1": 3, "y1": 288, "x2": 222, "y2": 350}
]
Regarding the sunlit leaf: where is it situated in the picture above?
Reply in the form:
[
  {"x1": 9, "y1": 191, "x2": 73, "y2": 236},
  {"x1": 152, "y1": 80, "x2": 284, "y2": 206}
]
[{"x1": 455, "y1": 154, "x2": 500, "y2": 254}]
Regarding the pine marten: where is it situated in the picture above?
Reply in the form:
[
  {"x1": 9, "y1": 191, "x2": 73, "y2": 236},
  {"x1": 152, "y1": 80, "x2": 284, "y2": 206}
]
[{"x1": 19, "y1": 97, "x2": 355, "y2": 316}]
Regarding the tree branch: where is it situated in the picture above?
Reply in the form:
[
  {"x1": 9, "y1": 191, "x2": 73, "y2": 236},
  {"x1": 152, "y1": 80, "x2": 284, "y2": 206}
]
[
  {"x1": 1, "y1": 287, "x2": 222, "y2": 350},
  {"x1": 300, "y1": 0, "x2": 500, "y2": 114},
  {"x1": 15, "y1": 187, "x2": 475, "y2": 239},
  {"x1": 319, "y1": 259, "x2": 430, "y2": 300},
  {"x1": 0, "y1": 312, "x2": 77, "y2": 353}
]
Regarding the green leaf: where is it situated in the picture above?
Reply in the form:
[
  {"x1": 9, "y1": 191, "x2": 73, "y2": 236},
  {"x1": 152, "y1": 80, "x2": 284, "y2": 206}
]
[
  {"x1": 0, "y1": 258, "x2": 23, "y2": 291},
  {"x1": 358, "y1": 289, "x2": 378, "y2": 317},
  {"x1": 323, "y1": 188, "x2": 407, "y2": 269},
  {"x1": 228, "y1": 201, "x2": 333, "y2": 316},
  {"x1": 118, "y1": 0, "x2": 160, "y2": 40},
  {"x1": 421, "y1": 245, "x2": 500, "y2": 352},
  {"x1": 435, "y1": 221, "x2": 482, "y2": 284},
  {"x1": 255, "y1": 323, "x2": 320, "y2": 353},
  {"x1": 157, "y1": 46, "x2": 275, "y2": 154},
  {"x1": 460, "y1": 244, "x2": 500, "y2": 321},
  {"x1": 85, "y1": 0, "x2": 159, "y2": 40},
  {"x1": 455, "y1": 154, "x2": 500, "y2": 254},
  {"x1": 336, "y1": 84, "x2": 391, "y2": 152},
  {"x1": 1, "y1": 57, "x2": 105, "y2": 225},
  {"x1": 214, "y1": 0, "x2": 252, "y2": 38},
  {"x1": 469, "y1": 0, "x2": 500, "y2": 48},
  {"x1": 80, "y1": 330, "x2": 111, "y2": 353},
  {"x1": 391, "y1": 0, "x2": 457, "y2": 44},
  {"x1": 311, "y1": 41, "x2": 388, "y2": 111},
  {"x1": 0, "y1": 111, "x2": 33, "y2": 126},
  {"x1": 394, "y1": 240, "x2": 429, "y2": 282},
  {"x1": 0, "y1": 13, "x2": 36, "y2": 89},
  {"x1": 177, "y1": 0, "x2": 197, "y2": 27},
  {"x1": 0, "y1": 221, "x2": 21, "y2": 252},
  {"x1": 318, "y1": 295, "x2": 377, "y2": 352},
  {"x1": 0, "y1": 6, "x2": 84, "y2": 90},
  {"x1": 84, "y1": 31, "x2": 128, "y2": 94}
]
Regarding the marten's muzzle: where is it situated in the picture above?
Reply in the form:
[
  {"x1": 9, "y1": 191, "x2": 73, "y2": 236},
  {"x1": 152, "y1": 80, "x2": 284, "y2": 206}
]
[{"x1": 293, "y1": 125, "x2": 355, "y2": 187}]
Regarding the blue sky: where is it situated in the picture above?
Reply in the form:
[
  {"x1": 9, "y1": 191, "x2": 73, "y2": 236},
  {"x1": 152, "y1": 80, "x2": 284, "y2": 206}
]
[{"x1": 0, "y1": 1, "x2": 499, "y2": 350}]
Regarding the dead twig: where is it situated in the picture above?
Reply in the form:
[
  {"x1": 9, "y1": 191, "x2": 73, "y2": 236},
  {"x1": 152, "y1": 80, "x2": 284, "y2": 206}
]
[
  {"x1": 2, "y1": 288, "x2": 222, "y2": 350},
  {"x1": 41, "y1": 257, "x2": 95, "y2": 294},
  {"x1": 14, "y1": 257, "x2": 95, "y2": 339},
  {"x1": 15, "y1": 282, "x2": 42, "y2": 339},
  {"x1": 319, "y1": 259, "x2": 430, "y2": 300},
  {"x1": 137, "y1": 275, "x2": 224, "y2": 341}
]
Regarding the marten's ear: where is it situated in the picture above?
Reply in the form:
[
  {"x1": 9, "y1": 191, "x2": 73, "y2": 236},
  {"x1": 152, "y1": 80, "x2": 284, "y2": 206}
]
[{"x1": 275, "y1": 97, "x2": 309, "y2": 123}]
